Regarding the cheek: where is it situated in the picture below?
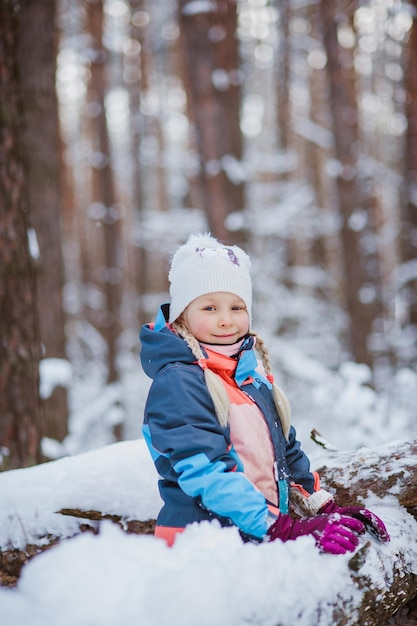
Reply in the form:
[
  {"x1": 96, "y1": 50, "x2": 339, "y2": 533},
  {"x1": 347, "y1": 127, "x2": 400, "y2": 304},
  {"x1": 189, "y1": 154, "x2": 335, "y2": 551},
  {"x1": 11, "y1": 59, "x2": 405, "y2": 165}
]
[
  {"x1": 191, "y1": 319, "x2": 212, "y2": 336},
  {"x1": 184, "y1": 312, "x2": 211, "y2": 337},
  {"x1": 241, "y1": 314, "x2": 250, "y2": 331}
]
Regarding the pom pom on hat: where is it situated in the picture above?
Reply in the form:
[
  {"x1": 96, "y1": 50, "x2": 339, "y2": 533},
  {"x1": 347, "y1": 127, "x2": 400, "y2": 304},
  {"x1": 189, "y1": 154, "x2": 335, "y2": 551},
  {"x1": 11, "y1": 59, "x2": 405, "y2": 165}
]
[{"x1": 168, "y1": 233, "x2": 252, "y2": 323}]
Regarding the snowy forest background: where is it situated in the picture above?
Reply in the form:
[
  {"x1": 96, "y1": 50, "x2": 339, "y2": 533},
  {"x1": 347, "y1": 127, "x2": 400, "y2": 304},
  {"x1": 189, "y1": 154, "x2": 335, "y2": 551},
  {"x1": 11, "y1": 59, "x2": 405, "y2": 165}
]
[{"x1": 1, "y1": 0, "x2": 417, "y2": 476}]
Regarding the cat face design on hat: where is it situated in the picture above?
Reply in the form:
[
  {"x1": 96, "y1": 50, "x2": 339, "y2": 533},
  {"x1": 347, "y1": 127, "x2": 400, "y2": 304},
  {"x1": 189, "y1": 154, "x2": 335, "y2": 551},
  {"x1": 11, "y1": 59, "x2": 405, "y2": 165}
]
[{"x1": 194, "y1": 245, "x2": 241, "y2": 266}]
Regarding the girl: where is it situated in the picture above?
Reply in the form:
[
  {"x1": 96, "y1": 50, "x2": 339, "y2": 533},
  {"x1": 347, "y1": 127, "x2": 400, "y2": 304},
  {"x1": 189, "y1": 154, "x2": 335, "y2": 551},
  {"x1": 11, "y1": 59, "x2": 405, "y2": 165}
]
[{"x1": 140, "y1": 233, "x2": 389, "y2": 552}]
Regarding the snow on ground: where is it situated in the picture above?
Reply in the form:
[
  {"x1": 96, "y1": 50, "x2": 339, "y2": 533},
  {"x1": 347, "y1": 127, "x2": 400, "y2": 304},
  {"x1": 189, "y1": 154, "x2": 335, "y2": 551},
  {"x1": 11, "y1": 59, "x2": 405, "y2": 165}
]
[{"x1": 0, "y1": 438, "x2": 417, "y2": 626}]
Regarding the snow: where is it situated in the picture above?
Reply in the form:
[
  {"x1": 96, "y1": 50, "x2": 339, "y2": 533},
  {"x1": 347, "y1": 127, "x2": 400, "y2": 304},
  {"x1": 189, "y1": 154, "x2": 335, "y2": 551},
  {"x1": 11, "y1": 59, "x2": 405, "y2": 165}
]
[
  {"x1": 39, "y1": 359, "x2": 73, "y2": 400},
  {"x1": 4, "y1": 221, "x2": 416, "y2": 623},
  {"x1": 181, "y1": 1, "x2": 216, "y2": 17},
  {"x1": 2, "y1": 223, "x2": 412, "y2": 623},
  {"x1": 5, "y1": 0, "x2": 417, "y2": 622},
  {"x1": 0, "y1": 441, "x2": 160, "y2": 550},
  {"x1": 27, "y1": 228, "x2": 40, "y2": 261},
  {"x1": 2, "y1": 278, "x2": 417, "y2": 625},
  {"x1": 1, "y1": 438, "x2": 417, "y2": 626},
  {"x1": 293, "y1": 116, "x2": 334, "y2": 150}
]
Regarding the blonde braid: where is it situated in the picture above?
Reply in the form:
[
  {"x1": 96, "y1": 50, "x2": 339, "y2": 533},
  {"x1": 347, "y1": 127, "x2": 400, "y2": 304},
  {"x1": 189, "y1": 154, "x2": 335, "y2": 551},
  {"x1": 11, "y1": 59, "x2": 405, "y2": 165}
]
[
  {"x1": 250, "y1": 331, "x2": 291, "y2": 440},
  {"x1": 172, "y1": 321, "x2": 230, "y2": 428}
]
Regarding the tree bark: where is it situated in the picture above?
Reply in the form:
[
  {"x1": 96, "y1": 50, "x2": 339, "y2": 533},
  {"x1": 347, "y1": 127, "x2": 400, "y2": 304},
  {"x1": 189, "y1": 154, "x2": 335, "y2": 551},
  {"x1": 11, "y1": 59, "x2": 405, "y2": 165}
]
[
  {"x1": 0, "y1": 0, "x2": 43, "y2": 468},
  {"x1": 275, "y1": 0, "x2": 291, "y2": 154},
  {"x1": 312, "y1": 438, "x2": 417, "y2": 624},
  {"x1": 314, "y1": 438, "x2": 417, "y2": 511},
  {"x1": 17, "y1": 0, "x2": 69, "y2": 442},
  {"x1": 127, "y1": 0, "x2": 148, "y2": 326},
  {"x1": 320, "y1": 0, "x2": 386, "y2": 369},
  {"x1": 400, "y1": 0, "x2": 417, "y2": 326},
  {"x1": 85, "y1": 0, "x2": 122, "y2": 386},
  {"x1": 178, "y1": 0, "x2": 245, "y2": 244}
]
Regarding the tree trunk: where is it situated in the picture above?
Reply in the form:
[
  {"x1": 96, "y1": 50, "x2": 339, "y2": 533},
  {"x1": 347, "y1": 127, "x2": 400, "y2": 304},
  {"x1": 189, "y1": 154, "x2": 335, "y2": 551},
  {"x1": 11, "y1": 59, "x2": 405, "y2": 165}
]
[
  {"x1": 17, "y1": 0, "x2": 69, "y2": 442},
  {"x1": 312, "y1": 438, "x2": 417, "y2": 511},
  {"x1": 320, "y1": 0, "x2": 386, "y2": 369},
  {"x1": 308, "y1": 438, "x2": 417, "y2": 624},
  {"x1": 128, "y1": 0, "x2": 147, "y2": 326},
  {"x1": 0, "y1": 0, "x2": 43, "y2": 469},
  {"x1": 178, "y1": 0, "x2": 245, "y2": 244},
  {"x1": 275, "y1": 0, "x2": 291, "y2": 154},
  {"x1": 85, "y1": 0, "x2": 122, "y2": 385},
  {"x1": 400, "y1": 0, "x2": 417, "y2": 326}
]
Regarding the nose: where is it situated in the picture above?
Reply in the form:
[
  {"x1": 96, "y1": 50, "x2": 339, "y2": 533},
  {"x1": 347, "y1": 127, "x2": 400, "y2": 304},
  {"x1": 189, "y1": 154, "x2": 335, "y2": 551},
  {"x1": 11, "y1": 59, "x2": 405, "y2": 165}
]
[{"x1": 218, "y1": 310, "x2": 233, "y2": 326}]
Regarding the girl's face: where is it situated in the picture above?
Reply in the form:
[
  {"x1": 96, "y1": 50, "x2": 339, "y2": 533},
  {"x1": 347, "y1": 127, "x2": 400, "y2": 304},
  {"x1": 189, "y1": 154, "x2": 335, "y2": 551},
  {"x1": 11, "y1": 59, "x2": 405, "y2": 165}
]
[{"x1": 182, "y1": 292, "x2": 250, "y2": 344}]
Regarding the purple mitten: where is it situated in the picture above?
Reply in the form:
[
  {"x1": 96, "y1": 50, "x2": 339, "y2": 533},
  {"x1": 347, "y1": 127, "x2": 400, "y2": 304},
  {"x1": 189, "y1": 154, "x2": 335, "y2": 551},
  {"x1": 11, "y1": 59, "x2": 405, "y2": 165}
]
[
  {"x1": 320, "y1": 501, "x2": 390, "y2": 543},
  {"x1": 267, "y1": 513, "x2": 365, "y2": 555}
]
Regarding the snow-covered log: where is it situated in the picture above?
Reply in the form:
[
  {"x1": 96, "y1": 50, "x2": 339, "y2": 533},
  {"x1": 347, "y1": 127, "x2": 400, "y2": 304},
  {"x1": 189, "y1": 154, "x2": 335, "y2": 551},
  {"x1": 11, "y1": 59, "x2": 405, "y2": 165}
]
[
  {"x1": 315, "y1": 437, "x2": 417, "y2": 510},
  {"x1": 57, "y1": 437, "x2": 417, "y2": 625},
  {"x1": 306, "y1": 437, "x2": 417, "y2": 624},
  {"x1": 1, "y1": 438, "x2": 417, "y2": 625}
]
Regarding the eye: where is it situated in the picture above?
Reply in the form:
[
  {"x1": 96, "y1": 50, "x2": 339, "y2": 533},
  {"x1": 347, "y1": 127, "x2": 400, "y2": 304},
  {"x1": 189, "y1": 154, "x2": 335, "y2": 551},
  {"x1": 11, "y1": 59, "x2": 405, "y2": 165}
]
[
  {"x1": 232, "y1": 305, "x2": 245, "y2": 311},
  {"x1": 203, "y1": 305, "x2": 216, "y2": 311}
]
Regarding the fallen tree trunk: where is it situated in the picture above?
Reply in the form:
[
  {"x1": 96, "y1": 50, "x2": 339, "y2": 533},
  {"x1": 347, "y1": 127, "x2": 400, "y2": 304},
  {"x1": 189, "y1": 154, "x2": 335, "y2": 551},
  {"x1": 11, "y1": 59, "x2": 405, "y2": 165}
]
[
  {"x1": 342, "y1": 540, "x2": 417, "y2": 625},
  {"x1": 56, "y1": 436, "x2": 417, "y2": 625},
  {"x1": 1, "y1": 437, "x2": 417, "y2": 625},
  {"x1": 312, "y1": 435, "x2": 417, "y2": 624},
  {"x1": 58, "y1": 508, "x2": 156, "y2": 535},
  {"x1": 315, "y1": 436, "x2": 417, "y2": 509}
]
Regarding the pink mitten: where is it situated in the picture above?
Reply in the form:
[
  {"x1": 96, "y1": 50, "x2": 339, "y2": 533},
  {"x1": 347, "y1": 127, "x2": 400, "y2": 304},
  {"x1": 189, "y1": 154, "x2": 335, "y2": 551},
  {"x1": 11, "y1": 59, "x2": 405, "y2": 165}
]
[
  {"x1": 320, "y1": 501, "x2": 390, "y2": 543},
  {"x1": 267, "y1": 512, "x2": 365, "y2": 555}
]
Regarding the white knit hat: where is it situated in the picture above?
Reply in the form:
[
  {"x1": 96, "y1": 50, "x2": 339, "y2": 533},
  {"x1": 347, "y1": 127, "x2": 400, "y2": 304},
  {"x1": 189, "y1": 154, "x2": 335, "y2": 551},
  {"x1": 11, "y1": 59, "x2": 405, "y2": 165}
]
[{"x1": 168, "y1": 233, "x2": 252, "y2": 324}]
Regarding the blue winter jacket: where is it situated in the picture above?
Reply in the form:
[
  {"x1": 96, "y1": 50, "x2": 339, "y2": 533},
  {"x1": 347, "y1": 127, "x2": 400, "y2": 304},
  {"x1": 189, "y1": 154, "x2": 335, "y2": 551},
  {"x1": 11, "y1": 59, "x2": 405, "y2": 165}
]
[{"x1": 140, "y1": 304, "x2": 318, "y2": 541}]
